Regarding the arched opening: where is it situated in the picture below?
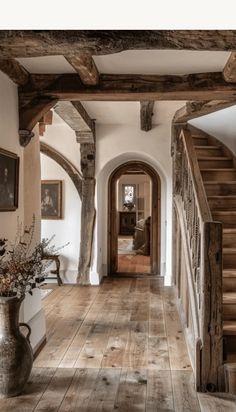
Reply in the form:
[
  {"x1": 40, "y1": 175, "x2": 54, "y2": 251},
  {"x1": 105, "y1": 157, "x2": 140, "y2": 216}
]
[{"x1": 108, "y1": 161, "x2": 161, "y2": 275}]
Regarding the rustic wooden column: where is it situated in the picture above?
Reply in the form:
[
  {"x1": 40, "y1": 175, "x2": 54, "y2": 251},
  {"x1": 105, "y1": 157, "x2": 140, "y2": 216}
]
[{"x1": 77, "y1": 139, "x2": 96, "y2": 285}]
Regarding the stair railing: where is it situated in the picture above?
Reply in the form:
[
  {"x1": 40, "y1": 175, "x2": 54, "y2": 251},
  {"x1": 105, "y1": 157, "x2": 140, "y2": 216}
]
[{"x1": 172, "y1": 128, "x2": 223, "y2": 391}]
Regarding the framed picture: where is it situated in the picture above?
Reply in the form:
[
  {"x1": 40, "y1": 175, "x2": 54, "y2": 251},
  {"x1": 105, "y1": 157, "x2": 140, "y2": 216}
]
[
  {"x1": 41, "y1": 180, "x2": 62, "y2": 219},
  {"x1": 0, "y1": 148, "x2": 19, "y2": 211}
]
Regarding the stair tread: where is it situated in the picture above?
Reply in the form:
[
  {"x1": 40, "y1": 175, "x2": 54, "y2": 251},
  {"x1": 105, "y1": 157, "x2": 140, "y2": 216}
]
[
  {"x1": 223, "y1": 321, "x2": 236, "y2": 335},
  {"x1": 198, "y1": 156, "x2": 232, "y2": 160},
  {"x1": 223, "y1": 228, "x2": 236, "y2": 233},
  {"x1": 223, "y1": 248, "x2": 236, "y2": 253},
  {"x1": 224, "y1": 270, "x2": 236, "y2": 277},
  {"x1": 195, "y1": 145, "x2": 221, "y2": 149},
  {"x1": 204, "y1": 181, "x2": 236, "y2": 184},
  {"x1": 213, "y1": 211, "x2": 236, "y2": 215},
  {"x1": 209, "y1": 196, "x2": 236, "y2": 199},
  {"x1": 201, "y1": 168, "x2": 236, "y2": 171},
  {"x1": 223, "y1": 293, "x2": 236, "y2": 304}
]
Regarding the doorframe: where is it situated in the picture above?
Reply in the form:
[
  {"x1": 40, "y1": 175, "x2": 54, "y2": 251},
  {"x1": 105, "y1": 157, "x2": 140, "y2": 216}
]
[{"x1": 108, "y1": 161, "x2": 161, "y2": 275}]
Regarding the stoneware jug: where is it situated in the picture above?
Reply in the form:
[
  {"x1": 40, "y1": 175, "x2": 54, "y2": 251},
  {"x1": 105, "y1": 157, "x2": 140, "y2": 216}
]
[{"x1": 0, "y1": 296, "x2": 33, "y2": 398}]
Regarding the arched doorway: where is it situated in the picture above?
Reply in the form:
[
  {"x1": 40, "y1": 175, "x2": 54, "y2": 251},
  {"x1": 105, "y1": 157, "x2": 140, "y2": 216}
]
[{"x1": 108, "y1": 161, "x2": 161, "y2": 275}]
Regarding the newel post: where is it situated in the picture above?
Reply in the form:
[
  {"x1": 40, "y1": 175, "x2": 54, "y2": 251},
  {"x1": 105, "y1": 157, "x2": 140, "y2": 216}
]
[{"x1": 200, "y1": 221, "x2": 223, "y2": 391}]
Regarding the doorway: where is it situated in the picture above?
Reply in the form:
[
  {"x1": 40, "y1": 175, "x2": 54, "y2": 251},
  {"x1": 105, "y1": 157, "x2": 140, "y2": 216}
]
[{"x1": 108, "y1": 161, "x2": 161, "y2": 275}]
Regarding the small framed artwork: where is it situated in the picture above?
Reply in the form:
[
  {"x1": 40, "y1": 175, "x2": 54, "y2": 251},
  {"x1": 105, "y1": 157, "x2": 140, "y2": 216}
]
[
  {"x1": 41, "y1": 180, "x2": 62, "y2": 219},
  {"x1": 0, "y1": 148, "x2": 19, "y2": 211}
]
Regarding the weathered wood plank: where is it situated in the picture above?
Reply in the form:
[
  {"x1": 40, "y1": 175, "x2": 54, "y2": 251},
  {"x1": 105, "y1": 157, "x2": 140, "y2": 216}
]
[
  {"x1": 34, "y1": 368, "x2": 76, "y2": 411},
  {"x1": 0, "y1": 58, "x2": 29, "y2": 85},
  {"x1": 140, "y1": 101, "x2": 154, "y2": 131},
  {"x1": 172, "y1": 371, "x2": 201, "y2": 411},
  {"x1": 146, "y1": 370, "x2": 174, "y2": 411},
  {"x1": 0, "y1": 31, "x2": 236, "y2": 58},
  {"x1": 20, "y1": 72, "x2": 236, "y2": 102},
  {"x1": 148, "y1": 336, "x2": 170, "y2": 370},
  {"x1": 40, "y1": 141, "x2": 83, "y2": 199},
  {"x1": 65, "y1": 54, "x2": 99, "y2": 85},
  {"x1": 114, "y1": 368, "x2": 147, "y2": 411},
  {"x1": 223, "y1": 52, "x2": 236, "y2": 82},
  {"x1": 86, "y1": 368, "x2": 121, "y2": 411},
  {"x1": 58, "y1": 368, "x2": 100, "y2": 412}
]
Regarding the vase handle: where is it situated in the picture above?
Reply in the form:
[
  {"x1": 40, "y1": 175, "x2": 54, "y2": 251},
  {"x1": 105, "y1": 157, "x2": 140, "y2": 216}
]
[{"x1": 19, "y1": 322, "x2": 32, "y2": 342}]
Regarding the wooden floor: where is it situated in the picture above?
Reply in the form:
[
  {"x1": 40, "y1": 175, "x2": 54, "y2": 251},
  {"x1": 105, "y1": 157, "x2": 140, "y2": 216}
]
[
  {"x1": 1, "y1": 277, "x2": 236, "y2": 411},
  {"x1": 118, "y1": 254, "x2": 151, "y2": 273}
]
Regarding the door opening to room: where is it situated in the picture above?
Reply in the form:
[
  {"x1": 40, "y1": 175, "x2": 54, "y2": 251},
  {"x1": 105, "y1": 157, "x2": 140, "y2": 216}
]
[{"x1": 108, "y1": 161, "x2": 161, "y2": 276}]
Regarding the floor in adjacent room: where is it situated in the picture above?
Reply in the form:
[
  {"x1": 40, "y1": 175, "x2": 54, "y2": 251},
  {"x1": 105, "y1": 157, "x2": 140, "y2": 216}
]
[
  {"x1": 117, "y1": 235, "x2": 151, "y2": 273},
  {"x1": 1, "y1": 277, "x2": 236, "y2": 411}
]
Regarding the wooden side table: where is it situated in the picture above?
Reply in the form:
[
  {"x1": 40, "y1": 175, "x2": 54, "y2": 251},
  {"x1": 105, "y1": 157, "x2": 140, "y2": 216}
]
[{"x1": 42, "y1": 254, "x2": 63, "y2": 286}]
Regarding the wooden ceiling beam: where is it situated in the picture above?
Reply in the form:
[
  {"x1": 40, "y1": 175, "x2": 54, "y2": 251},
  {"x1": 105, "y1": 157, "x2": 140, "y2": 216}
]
[
  {"x1": 54, "y1": 101, "x2": 95, "y2": 143},
  {"x1": 223, "y1": 52, "x2": 236, "y2": 82},
  {"x1": 65, "y1": 54, "x2": 99, "y2": 85},
  {"x1": 140, "y1": 101, "x2": 154, "y2": 131},
  {"x1": 0, "y1": 31, "x2": 236, "y2": 57},
  {"x1": 173, "y1": 100, "x2": 236, "y2": 124},
  {"x1": 0, "y1": 58, "x2": 29, "y2": 86},
  {"x1": 20, "y1": 72, "x2": 236, "y2": 102}
]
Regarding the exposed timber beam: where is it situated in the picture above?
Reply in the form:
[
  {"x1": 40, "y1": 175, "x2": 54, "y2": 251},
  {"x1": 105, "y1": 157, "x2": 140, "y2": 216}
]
[
  {"x1": 54, "y1": 101, "x2": 95, "y2": 143},
  {"x1": 65, "y1": 54, "x2": 99, "y2": 85},
  {"x1": 40, "y1": 141, "x2": 83, "y2": 198},
  {"x1": 19, "y1": 97, "x2": 58, "y2": 146},
  {"x1": 78, "y1": 141, "x2": 96, "y2": 285},
  {"x1": 173, "y1": 100, "x2": 236, "y2": 124},
  {"x1": 140, "y1": 101, "x2": 154, "y2": 131},
  {"x1": 223, "y1": 52, "x2": 236, "y2": 82},
  {"x1": 0, "y1": 58, "x2": 29, "y2": 86},
  {"x1": 19, "y1": 72, "x2": 236, "y2": 102},
  {"x1": 38, "y1": 109, "x2": 53, "y2": 136},
  {"x1": 0, "y1": 31, "x2": 236, "y2": 58}
]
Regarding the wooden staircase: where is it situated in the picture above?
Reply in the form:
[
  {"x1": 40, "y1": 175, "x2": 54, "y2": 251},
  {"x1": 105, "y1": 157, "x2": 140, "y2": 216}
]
[{"x1": 190, "y1": 125, "x2": 236, "y2": 391}]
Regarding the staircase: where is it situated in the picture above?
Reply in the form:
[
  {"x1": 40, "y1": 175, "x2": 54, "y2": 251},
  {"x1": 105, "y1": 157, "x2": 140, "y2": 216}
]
[{"x1": 190, "y1": 125, "x2": 236, "y2": 391}]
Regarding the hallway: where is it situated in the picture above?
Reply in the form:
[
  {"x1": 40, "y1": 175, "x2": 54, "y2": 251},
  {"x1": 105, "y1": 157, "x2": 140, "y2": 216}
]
[{"x1": 1, "y1": 277, "x2": 236, "y2": 411}]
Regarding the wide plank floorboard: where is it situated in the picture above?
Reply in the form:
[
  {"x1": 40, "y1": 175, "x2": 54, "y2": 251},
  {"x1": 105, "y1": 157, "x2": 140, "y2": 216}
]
[{"x1": 1, "y1": 277, "x2": 234, "y2": 411}]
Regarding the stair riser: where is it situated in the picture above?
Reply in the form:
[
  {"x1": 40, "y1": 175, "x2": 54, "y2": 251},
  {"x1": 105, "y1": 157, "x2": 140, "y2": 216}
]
[
  {"x1": 223, "y1": 278, "x2": 236, "y2": 292},
  {"x1": 223, "y1": 255, "x2": 236, "y2": 269},
  {"x1": 199, "y1": 159, "x2": 233, "y2": 168},
  {"x1": 201, "y1": 170, "x2": 236, "y2": 181},
  {"x1": 209, "y1": 198, "x2": 236, "y2": 211},
  {"x1": 224, "y1": 336, "x2": 236, "y2": 354},
  {"x1": 223, "y1": 305, "x2": 236, "y2": 320},
  {"x1": 204, "y1": 184, "x2": 236, "y2": 196},
  {"x1": 195, "y1": 148, "x2": 223, "y2": 157},
  {"x1": 213, "y1": 216, "x2": 236, "y2": 229},
  {"x1": 193, "y1": 137, "x2": 209, "y2": 146},
  {"x1": 223, "y1": 233, "x2": 236, "y2": 247}
]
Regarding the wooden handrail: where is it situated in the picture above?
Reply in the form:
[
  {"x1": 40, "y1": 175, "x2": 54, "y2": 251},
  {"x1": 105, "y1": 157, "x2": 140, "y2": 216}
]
[
  {"x1": 180, "y1": 129, "x2": 212, "y2": 223},
  {"x1": 172, "y1": 126, "x2": 223, "y2": 392}
]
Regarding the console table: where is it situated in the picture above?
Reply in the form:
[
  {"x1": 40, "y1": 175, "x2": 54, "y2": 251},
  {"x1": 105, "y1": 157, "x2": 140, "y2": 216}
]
[
  {"x1": 119, "y1": 211, "x2": 136, "y2": 235},
  {"x1": 42, "y1": 254, "x2": 63, "y2": 286}
]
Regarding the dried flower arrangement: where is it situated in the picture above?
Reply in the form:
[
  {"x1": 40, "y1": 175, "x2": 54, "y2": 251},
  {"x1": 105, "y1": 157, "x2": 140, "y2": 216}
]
[{"x1": 0, "y1": 216, "x2": 66, "y2": 298}]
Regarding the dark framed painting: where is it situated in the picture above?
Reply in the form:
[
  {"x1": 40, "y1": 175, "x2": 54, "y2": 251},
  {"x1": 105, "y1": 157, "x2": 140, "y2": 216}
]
[
  {"x1": 0, "y1": 148, "x2": 19, "y2": 211},
  {"x1": 41, "y1": 180, "x2": 62, "y2": 219}
]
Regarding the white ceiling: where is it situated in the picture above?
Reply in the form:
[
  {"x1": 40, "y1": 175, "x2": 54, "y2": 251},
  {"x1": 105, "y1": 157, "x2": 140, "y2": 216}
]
[
  {"x1": 17, "y1": 50, "x2": 230, "y2": 75},
  {"x1": 94, "y1": 50, "x2": 230, "y2": 75},
  {"x1": 17, "y1": 56, "x2": 76, "y2": 74}
]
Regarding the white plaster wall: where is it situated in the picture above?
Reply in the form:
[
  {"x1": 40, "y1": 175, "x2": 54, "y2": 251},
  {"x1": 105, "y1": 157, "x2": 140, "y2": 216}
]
[
  {"x1": 189, "y1": 105, "x2": 236, "y2": 154},
  {"x1": 91, "y1": 101, "x2": 183, "y2": 286},
  {"x1": 0, "y1": 72, "x2": 45, "y2": 353},
  {"x1": 41, "y1": 154, "x2": 81, "y2": 283},
  {"x1": 0, "y1": 71, "x2": 24, "y2": 239}
]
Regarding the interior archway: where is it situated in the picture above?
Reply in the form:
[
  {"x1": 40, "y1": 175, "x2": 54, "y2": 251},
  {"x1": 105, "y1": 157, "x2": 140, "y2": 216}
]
[{"x1": 108, "y1": 161, "x2": 161, "y2": 275}]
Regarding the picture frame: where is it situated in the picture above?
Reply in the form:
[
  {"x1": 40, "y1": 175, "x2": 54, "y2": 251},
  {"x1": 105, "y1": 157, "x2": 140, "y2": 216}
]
[
  {"x1": 0, "y1": 148, "x2": 19, "y2": 212},
  {"x1": 41, "y1": 180, "x2": 62, "y2": 220}
]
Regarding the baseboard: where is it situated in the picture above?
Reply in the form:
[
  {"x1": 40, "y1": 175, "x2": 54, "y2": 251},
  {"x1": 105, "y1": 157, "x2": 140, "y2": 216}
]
[{"x1": 33, "y1": 334, "x2": 47, "y2": 359}]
